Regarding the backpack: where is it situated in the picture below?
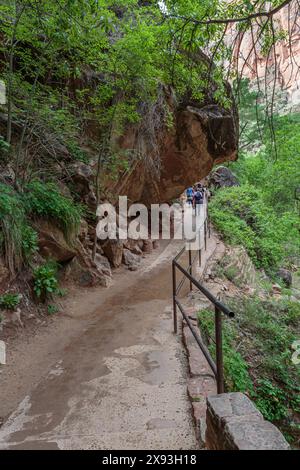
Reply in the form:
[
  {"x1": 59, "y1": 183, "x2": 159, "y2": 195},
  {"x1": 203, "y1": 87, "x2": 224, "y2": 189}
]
[
  {"x1": 186, "y1": 187, "x2": 193, "y2": 197},
  {"x1": 194, "y1": 190, "x2": 203, "y2": 202}
]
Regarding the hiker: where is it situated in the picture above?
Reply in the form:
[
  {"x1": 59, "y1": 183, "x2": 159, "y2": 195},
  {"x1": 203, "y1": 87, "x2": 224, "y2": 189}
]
[
  {"x1": 186, "y1": 186, "x2": 194, "y2": 206},
  {"x1": 197, "y1": 184, "x2": 207, "y2": 203},
  {"x1": 193, "y1": 186, "x2": 203, "y2": 215}
]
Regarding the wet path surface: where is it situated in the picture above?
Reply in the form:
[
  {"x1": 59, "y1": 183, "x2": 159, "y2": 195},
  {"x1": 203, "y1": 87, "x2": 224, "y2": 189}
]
[{"x1": 0, "y1": 241, "x2": 198, "y2": 450}]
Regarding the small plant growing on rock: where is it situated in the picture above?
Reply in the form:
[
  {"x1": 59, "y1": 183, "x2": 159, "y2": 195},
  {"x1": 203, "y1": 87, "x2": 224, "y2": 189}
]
[
  {"x1": 47, "y1": 304, "x2": 59, "y2": 315},
  {"x1": 33, "y1": 261, "x2": 59, "y2": 301},
  {"x1": 22, "y1": 225, "x2": 38, "y2": 260},
  {"x1": 0, "y1": 293, "x2": 21, "y2": 310}
]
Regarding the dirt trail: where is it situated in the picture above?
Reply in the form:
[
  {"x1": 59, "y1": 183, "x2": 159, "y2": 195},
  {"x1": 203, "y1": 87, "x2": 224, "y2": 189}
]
[{"x1": 0, "y1": 239, "x2": 199, "y2": 450}]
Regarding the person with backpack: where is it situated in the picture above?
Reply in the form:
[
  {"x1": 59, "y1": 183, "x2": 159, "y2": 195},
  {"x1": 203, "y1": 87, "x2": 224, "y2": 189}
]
[
  {"x1": 193, "y1": 186, "x2": 203, "y2": 215},
  {"x1": 186, "y1": 186, "x2": 194, "y2": 206}
]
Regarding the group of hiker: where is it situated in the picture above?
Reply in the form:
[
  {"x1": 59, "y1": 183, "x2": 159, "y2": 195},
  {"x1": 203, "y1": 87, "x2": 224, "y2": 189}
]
[{"x1": 185, "y1": 183, "x2": 206, "y2": 215}]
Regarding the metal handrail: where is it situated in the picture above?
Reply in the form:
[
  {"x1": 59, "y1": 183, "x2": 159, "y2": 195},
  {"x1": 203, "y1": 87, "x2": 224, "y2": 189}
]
[
  {"x1": 172, "y1": 201, "x2": 234, "y2": 393},
  {"x1": 175, "y1": 298, "x2": 217, "y2": 377},
  {"x1": 173, "y1": 259, "x2": 234, "y2": 318}
]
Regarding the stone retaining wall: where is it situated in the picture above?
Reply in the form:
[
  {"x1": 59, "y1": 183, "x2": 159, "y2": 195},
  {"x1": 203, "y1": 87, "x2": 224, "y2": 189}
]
[{"x1": 206, "y1": 392, "x2": 290, "y2": 450}]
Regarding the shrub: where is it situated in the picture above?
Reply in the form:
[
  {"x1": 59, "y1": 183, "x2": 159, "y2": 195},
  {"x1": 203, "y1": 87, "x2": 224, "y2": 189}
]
[
  {"x1": 209, "y1": 185, "x2": 297, "y2": 271},
  {"x1": 224, "y1": 266, "x2": 237, "y2": 280},
  {"x1": 198, "y1": 309, "x2": 253, "y2": 394},
  {"x1": 67, "y1": 142, "x2": 89, "y2": 163},
  {"x1": 0, "y1": 292, "x2": 21, "y2": 310},
  {"x1": 254, "y1": 379, "x2": 288, "y2": 422},
  {"x1": 0, "y1": 184, "x2": 40, "y2": 273},
  {"x1": 198, "y1": 295, "x2": 300, "y2": 444},
  {"x1": 47, "y1": 304, "x2": 59, "y2": 315},
  {"x1": 33, "y1": 261, "x2": 59, "y2": 301},
  {"x1": 24, "y1": 181, "x2": 82, "y2": 239},
  {"x1": 21, "y1": 225, "x2": 38, "y2": 260}
]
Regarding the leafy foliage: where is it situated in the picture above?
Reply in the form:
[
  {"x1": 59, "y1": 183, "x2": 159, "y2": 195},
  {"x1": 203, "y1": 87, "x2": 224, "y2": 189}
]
[
  {"x1": 210, "y1": 112, "x2": 300, "y2": 272},
  {"x1": 24, "y1": 181, "x2": 82, "y2": 238},
  {"x1": 21, "y1": 224, "x2": 38, "y2": 260},
  {"x1": 0, "y1": 292, "x2": 21, "y2": 310},
  {"x1": 209, "y1": 185, "x2": 299, "y2": 271},
  {"x1": 198, "y1": 309, "x2": 254, "y2": 393},
  {"x1": 1, "y1": 0, "x2": 273, "y2": 182},
  {"x1": 0, "y1": 183, "x2": 38, "y2": 273},
  {"x1": 231, "y1": 114, "x2": 300, "y2": 213},
  {"x1": 47, "y1": 304, "x2": 59, "y2": 315},
  {"x1": 198, "y1": 295, "x2": 300, "y2": 442},
  {"x1": 33, "y1": 260, "x2": 59, "y2": 301},
  {"x1": 0, "y1": 180, "x2": 80, "y2": 275}
]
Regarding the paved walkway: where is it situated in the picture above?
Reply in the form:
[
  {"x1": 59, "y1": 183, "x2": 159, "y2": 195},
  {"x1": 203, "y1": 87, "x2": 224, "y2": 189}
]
[{"x1": 0, "y1": 241, "x2": 198, "y2": 450}]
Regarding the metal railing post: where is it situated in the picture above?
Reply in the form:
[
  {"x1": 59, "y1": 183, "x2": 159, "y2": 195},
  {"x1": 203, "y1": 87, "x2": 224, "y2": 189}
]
[
  {"x1": 207, "y1": 206, "x2": 211, "y2": 239},
  {"x1": 172, "y1": 261, "x2": 177, "y2": 334},
  {"x1": 199, "y1": 248, "x2": 201, "y2": 266},
  {"x1": 188, "y1": 249, "x2": 192, "y2": 291},
  {"x1": 215, "y1": 306, "x2": 224, "y2": 394},
  {"x1": 204, "y1": 221, "x2": 207, "y2": 251}
]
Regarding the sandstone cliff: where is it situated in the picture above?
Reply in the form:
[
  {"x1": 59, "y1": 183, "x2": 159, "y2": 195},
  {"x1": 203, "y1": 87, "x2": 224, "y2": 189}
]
[{"x1": 229, "y1": 0, "x2": 300, "y2": 112}]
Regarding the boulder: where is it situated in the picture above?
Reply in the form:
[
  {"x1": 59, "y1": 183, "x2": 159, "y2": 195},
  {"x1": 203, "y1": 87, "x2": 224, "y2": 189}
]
[
  {"x1": 123, "y1": 239, "x2": 143, "y2": 255},
  {"x1": 65, "y1": 257, "x2": 110, "y2": 287},
  {"x1": 131, "y1": 245, "x2": 142, "y2": 256},
  {"x1": 153, "y1": 240, "x2": 160, "y2": 249},
  {"x1": 12, "y1": 308, "x2": 23, "y2": 328},
  {"x1": 102, "y1": 239, "x2": 123, "y2": 268},
  {"x1": 34, "y1": 220, "x2": 77, "y2": 262},
  {"x1": 142, "y1": 240, "x2": 153, "y2": 254},
  {"x1": 122, "y1": 248, "x2": 141, "y2": 271},
  {"x1": 137, "y1": 239, "x2": 144, "y2": 250},
  {"x1": 94, "y1": 253, "x2": 112, "y2": 278},
  {"x1": 209, "y1": 166, "x2": 239, "y2": 189},
  {"x1": 68, "y1": 162, "x2": 97, "y2": 208},
  {"x1": 276, "y1": 268, "x2": 292, "y2": 288}
]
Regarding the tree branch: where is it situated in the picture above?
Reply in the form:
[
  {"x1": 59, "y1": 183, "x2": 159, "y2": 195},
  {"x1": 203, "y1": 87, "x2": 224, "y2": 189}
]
[{"x1": 174, "y1": 0, "x2": 293, "y2": 26}]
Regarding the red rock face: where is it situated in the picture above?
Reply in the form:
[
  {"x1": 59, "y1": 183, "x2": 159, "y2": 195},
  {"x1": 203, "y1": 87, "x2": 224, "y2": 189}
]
[
  {"x1": 230, "y1": 2, "x2": 300, "y2": 110},
  {"x1": 111, "y1": 101, "x2": 238, "y2": 206}
]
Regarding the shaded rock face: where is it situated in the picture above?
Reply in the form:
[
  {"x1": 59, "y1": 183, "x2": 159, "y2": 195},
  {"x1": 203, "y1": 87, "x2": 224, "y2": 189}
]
[
  {"x1": 94, "y1": 254, "x2": 112, "y2": 278},
  {"x1": 110, "y1": 94, "x2": 238, "y2": 206},
  {"x1": 67, "y1": 162, "x2": 97, "y2": 209},
  {"x1": 34, "y1": 220, "x2": 77, "y2": 262},
  {"x1": 209, "y1": 166, "x2": 239, "y2": 189},
  {"x1": 34, "y1": 220, "x2": 111, "y2": 287},
  {"x1": 65, "y1": 256, "x2": 110, "y2": 287},
  {"x1": 102, "y1": 239, "x2": 123, "y2": 268}
]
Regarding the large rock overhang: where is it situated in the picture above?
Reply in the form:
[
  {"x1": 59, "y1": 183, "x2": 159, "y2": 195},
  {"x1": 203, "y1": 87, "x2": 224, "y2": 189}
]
[{"x1": 105, "y1": 86, "x2": 238, "y2": 206}]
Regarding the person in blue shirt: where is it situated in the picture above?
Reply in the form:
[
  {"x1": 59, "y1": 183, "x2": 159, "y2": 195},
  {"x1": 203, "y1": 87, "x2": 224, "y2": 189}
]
[{"x1": 186, "y1": 186, "x2": 194, "y2": 206}]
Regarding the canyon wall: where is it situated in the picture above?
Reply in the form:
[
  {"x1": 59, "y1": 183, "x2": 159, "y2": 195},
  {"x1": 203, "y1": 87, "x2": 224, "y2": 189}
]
[{"x1": 229, "y1": 1, "x2": 300, "y2": 112}]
